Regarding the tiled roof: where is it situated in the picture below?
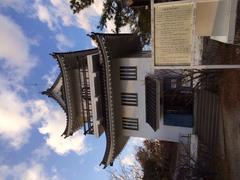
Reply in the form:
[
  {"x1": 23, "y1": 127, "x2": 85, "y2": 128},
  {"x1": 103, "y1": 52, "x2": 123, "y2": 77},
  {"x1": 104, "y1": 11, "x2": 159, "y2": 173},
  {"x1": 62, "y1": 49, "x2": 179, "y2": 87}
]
[{"x1": 91, "y1": 33, "x2": 141, "y2": 167}]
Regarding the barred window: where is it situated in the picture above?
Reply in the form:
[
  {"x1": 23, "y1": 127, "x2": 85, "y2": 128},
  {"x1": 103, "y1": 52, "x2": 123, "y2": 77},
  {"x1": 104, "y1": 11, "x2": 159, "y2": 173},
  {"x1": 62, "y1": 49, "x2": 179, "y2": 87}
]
[
  {"x1": 121, "y1": 92, "x2": 138, "y2": 106},
  {"x1": 122, "y1": 117, "x2": 139, "y2": 130},
  {"x1": 120, "y1": 66, "x2": 137, "y2": 80}
]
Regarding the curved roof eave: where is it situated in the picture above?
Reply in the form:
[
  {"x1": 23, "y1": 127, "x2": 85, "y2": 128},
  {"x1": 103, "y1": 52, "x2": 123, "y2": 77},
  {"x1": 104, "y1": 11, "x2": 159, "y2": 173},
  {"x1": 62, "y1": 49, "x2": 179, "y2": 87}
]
[
  {"x1": 54, "y1": 53, "x2": 74, "y2": 137},
  {"x1": 91, "y1": 33, "x2": 142, "y2": 167},
  {"x1": 52, "y1": 49, "x2": 98, "y2": 138},
  {"x1": 91, "y1": 33, "x2": 117, "y2": 166}
]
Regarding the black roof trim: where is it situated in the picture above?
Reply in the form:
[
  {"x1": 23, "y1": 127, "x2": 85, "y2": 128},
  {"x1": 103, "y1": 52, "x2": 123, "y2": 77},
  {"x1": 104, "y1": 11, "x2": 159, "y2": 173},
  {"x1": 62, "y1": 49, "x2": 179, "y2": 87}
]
[
  {"x1": 92, "y1": 33, "x2": 115, "y2": 167},
  {"x1": 52, "y1": 54, "x2": 71, "y2": 137},
  {"x1": 91, "y1": 33, "x2": 140, "y2": 167},
  {"x1": 51, "y1": 48, "x2": 98, "y2": 57}
]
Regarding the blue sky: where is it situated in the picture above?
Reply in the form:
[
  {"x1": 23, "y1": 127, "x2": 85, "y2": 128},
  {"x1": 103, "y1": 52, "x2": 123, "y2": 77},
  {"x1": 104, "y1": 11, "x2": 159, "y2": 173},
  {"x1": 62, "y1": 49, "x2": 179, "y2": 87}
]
[{"x1": 0, "y1": 0, "x2": 142, "y2": 179}]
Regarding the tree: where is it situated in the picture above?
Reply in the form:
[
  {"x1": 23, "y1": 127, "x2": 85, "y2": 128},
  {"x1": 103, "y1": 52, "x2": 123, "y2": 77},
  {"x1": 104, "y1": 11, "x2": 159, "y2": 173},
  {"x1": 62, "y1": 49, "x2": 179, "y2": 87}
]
[
  {"x1": 136, "y1": 140, "x2": 177, "y2": 180},
  {"x1": 108, "y1": 160, "x2": 143, "y2": 180},
  {"x1": 70, "y1": 0, "x2": 94, "y2": 12},
  {"x1": 69, "y1": 0, "x2": 151, "y2": 44},
  {"x1": 108, "y1": 140, "x2": 177, "y2": 180}
]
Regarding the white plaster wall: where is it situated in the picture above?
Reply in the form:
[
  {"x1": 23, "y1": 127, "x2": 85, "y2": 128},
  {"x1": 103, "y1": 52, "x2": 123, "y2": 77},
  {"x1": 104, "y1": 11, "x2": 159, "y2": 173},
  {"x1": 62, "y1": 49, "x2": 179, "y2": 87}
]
[
  {"x1": 210, "y1": 0, "x2": 238, "y2": 43},
  {"x1": 112, "y1": 56, "x2": 192, "y2": 142}
]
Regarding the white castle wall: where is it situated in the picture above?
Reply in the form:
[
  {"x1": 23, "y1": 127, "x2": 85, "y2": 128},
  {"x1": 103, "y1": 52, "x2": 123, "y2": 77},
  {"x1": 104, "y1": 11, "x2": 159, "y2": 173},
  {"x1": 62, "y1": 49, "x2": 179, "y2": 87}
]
[{"x1": 111, "y1": 54, "x2": 192, "y2": 142}]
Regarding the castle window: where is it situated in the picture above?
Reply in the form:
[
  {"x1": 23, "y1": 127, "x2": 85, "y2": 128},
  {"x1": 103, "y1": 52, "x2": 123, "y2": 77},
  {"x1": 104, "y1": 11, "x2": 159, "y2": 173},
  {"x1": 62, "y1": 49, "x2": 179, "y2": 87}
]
[
  {"x1": 121, "y1": 92, "x2": 138, "y2": 106},
  {"x1": 122, "y1": 117, "x2": 139, "y2": 130},
  {"x1": 120, "y1": 66, "x2": 137, "y2": 80},
  {"x1": 145, "y1": 76, "x2": 157, "y2": 131}
]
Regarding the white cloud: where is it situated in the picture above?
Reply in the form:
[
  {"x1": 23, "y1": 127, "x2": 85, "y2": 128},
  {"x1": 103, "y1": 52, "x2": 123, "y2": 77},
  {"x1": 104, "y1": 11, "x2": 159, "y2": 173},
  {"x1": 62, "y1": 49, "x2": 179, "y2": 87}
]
[
  {"x1": 1, "y1": 0, "x2": 128, "y2": 35},
  {"x1": 0, "y1": 84, "x2": 88, "y2": 154},
  {"x1": 75, "y1": 0, "x2": 103, "y2": 32},
  {"x1": 42, "y1": 66, "x2": 59, "y2": 87},
  {"x1": 32, "y1": 145, "x2": 51, "y2": 161},
  {"x1": 0, "y1": 14, "x2": 37, "y2": 80},
  {"x1": 0, "y1": 4, "x2": 89, "y2": 175},
  {"x1": 0, "y1": 0, "x2": 28, "y2": 12},
  {"x1": 121, "y1": 154, "x2": 135, "y2": 166},
  {"x1": 32, "y1": 0, "x2": 104, "y2": 33},
  {"x1": 0, "y1": 14, "x2": 87, "y2": 154},
  {"x1": 119, "y1": 137, "x2": 144, "y2": 166},
  {"x1": 104, "y1": 14, "x2": 132, "y2": 33},
  {"x1": 128, "y1": 137, "x2": 145, "y2": 147},
  {"x1": 0, "y1": 82, "x2": 87, "y2": 155},
  {"x1": 94, "y1": 165, "x2": 102, "y2": 173},
  {"x1": 35, "y1": 3, "x2": 55, "y2": 30},
  {"x1": 120, "y1": 24, "x2": 131, "y2": 33},
  {"x1": 33, "y1": 0, "x2": 72, "y2": 30},
  {"x1": 105, "y1": 18, "x2": 131, "y2": 33},
  {"x1": 0, "y1": 162, "x2": 61, "y2": 180},
  {"x1": 75, "y1": 13, "x2": 92, "y2": 32},
  {"x1": 0, "y1": 13, "x2": 41, "y2": 149},
  {"x1": 0, "y1": 81, "x2": 47, "y2": 149},
  {"x1": 91, "y1": 39, "x2": 97, "y2": 48},
  {"x1": 1, "y1": 0, "x2": 120, "y2": 34},
  {"x1": 50, "y1": 0, "x2": 73, "y2": 26},
  {"x1": 28, "y1": 36, "x2": 41, "y2": 46},
  {"x1": 0, "y1": 58, "x2": 86, "y2": 156},
  {"x1": 55, "y1": 33, "x2": 74, "y2": 50},
  {"x1": 0, "y1": 84, "x2": 31, "y2": 148},
  {"x1": 105, "y1": 19, "x2": 116, "y2": 33},
  {"x1": 38, "y1": 100, "x2": 88, "y2": 155}
]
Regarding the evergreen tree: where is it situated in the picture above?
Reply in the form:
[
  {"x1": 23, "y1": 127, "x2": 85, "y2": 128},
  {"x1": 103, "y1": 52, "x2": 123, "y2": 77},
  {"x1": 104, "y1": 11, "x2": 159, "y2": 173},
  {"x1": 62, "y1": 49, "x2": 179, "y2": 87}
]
[{"x1": 69, "y1": 0, "x2": 151, "y2": 44}]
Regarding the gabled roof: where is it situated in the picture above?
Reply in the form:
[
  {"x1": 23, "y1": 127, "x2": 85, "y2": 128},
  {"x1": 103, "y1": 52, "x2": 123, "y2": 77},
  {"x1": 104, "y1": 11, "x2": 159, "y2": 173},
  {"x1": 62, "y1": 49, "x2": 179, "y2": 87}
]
[
  {"x1": 43, "y1": 49, "x2": 98, "y2": 138},
  {"x1": 42, "y1": 74, "x2": 66, "y2": 112},
  {"x1": 54, "y1": 49, "x2": 98, "y2": 137},
  {"x1": 91, "y1": 33, "x2": 142, "y2": 167}
]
